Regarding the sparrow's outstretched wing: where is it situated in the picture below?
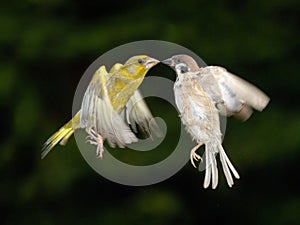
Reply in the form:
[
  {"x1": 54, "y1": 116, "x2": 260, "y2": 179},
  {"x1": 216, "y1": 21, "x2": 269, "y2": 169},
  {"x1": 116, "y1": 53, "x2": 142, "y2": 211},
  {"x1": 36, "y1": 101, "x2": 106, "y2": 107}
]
[{"x1": 199, "y1": 66, "x2": 270, "y2": 120}]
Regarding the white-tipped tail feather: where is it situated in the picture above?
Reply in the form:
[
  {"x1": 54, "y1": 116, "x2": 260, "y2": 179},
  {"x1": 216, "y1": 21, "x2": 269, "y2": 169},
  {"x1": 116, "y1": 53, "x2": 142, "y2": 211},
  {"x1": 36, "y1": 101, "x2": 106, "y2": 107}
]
[
  {"x1": 218, "y1": 142, "x2": 240, "y2": 187},
  {"x1": 203, "y1": 147, "x2": 218, "y2": 189},
  {"x1": 203, "y1": 140, "x2": 240, "y2": 189}
]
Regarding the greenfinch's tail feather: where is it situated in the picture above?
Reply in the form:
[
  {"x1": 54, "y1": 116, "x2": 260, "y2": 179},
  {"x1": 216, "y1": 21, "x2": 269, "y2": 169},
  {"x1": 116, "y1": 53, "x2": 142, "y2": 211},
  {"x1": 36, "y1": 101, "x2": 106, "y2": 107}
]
[
  {"x1": 41, "y1": 124, "x2": 74, "y2": 159},
  {"x1": 59, "y1": 129, "x2": 74, "y2": 146},
  {"x1": 41, "y1": 112, "x2": 80, "y2": 159}
]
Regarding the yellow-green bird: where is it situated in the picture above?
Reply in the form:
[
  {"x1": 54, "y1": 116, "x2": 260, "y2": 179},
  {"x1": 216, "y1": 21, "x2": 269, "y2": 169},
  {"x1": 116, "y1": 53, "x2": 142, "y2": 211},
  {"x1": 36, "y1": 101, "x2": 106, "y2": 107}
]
[{"x1": 42, "y1": 55, "x2": 159, "y2": 159}]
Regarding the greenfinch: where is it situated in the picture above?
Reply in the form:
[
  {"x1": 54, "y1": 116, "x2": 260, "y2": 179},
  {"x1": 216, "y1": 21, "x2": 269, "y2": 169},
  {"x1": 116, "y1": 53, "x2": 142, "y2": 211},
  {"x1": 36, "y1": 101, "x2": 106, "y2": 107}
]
[
  {"x1": 42, "y1": 55, "x2": 159, "y2": 159},
  {"x1": 163, "y1": 54, "x2": 269, "y2": 189}
]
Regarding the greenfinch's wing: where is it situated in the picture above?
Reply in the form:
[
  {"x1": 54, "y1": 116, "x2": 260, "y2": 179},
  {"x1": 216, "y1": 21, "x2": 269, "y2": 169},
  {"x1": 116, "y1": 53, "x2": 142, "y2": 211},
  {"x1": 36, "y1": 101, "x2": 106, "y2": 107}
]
[
  {"x1": 80, "y1": 66, "x2": 137, "y2": 148},
  {"x1": 109, "y1": 63, "x2": 123, "y2": 74},
  {"x1": 80, "y1": 66, "x2": 108, "y2": 127},
  {"x1": 124, "y1": 90, "x2": 162, "y2": 138}
]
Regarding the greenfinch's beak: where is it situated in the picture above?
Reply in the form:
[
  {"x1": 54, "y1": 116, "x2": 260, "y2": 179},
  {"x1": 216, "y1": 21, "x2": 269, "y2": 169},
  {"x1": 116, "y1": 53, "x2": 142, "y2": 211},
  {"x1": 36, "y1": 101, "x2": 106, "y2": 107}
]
[
  {"x1": 162, "y1": 58, "x2": 174, "y2": 68},
  {"x1": 145, "y1": 58, "x2": 159, "y2": 69}
]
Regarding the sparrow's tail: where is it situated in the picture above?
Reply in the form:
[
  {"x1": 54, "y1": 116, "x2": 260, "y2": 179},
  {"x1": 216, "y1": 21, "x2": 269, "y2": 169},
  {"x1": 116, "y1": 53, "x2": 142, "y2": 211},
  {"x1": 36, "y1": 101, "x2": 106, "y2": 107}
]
[
  {"x1": 203, "y1": 140, "x2": 240, "y2": 189},
  {"x1": 203, "y1": 143, "x2": 219, "y2": 189},
  {"x1": 41, "y1": 112, "x2": 80, "y2": 159}
]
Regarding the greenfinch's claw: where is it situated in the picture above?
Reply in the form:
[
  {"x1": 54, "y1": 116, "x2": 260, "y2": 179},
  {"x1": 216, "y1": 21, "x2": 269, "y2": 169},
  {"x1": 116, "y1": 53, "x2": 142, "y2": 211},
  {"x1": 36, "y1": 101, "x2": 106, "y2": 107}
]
[{"x1": 86, "y1": 129, "x2": 104, "y2": 159}]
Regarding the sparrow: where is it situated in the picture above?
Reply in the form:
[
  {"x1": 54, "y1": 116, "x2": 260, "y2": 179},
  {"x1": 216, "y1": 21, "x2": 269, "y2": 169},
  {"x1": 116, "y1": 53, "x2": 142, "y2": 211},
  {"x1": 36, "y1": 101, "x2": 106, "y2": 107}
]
[
  {"x1": 163, "y1": 54, "x2": 270, "y2": 189},
  {"x1": 42, "y1": 55, "x2": 159, "y2": 159}
]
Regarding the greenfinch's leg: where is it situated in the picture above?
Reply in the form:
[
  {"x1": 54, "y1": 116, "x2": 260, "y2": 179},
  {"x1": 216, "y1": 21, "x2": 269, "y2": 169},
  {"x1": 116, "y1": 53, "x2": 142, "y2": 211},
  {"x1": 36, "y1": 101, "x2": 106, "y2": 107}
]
[
  {"x1": 86, "y1": 128, "x2": 104, "y2": 159},
  {"x1": 190, "y1": 143, "x2": 203, "y2": 168}
]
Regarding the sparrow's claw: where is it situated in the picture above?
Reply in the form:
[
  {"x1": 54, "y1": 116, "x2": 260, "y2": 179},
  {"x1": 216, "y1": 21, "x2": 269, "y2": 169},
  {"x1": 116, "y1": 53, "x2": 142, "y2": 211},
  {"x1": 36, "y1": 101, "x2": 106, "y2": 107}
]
[
  {"x1": 190, "y1": 143, "x2": 203, "y2": 168},
  {"x1": 86, "y1": 128, "x2": 104, "y2": 159},
  {"x1": 190, "y1": 151, "x2": 202, "y2": 168},
  {"x1": 190, "y1": 157, "x2": 197, "y2": 168}
]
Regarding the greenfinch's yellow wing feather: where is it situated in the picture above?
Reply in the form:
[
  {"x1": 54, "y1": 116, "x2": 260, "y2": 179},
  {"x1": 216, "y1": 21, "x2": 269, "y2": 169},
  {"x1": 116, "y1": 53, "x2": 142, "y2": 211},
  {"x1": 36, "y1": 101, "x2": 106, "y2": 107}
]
[{"x1": 80, "y1": 65, "x2": 137, "y2": 148}]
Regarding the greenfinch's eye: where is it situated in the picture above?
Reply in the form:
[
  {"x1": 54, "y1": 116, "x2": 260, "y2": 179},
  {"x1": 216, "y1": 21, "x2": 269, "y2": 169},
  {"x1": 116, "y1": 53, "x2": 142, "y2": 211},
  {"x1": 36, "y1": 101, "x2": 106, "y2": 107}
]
[{"x1": 138, "y1": 58, "x2": 144, "y2": 64}]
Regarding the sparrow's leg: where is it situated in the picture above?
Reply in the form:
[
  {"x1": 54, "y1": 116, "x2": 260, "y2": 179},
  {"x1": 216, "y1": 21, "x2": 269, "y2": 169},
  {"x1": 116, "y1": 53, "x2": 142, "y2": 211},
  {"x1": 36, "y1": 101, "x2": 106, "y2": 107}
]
[
  {"x1": 86, "y1": 128, "x2": 104, "y2": 159},
  {"x1": 190, "y1": 142, "x2": 203, "y2": 168}
]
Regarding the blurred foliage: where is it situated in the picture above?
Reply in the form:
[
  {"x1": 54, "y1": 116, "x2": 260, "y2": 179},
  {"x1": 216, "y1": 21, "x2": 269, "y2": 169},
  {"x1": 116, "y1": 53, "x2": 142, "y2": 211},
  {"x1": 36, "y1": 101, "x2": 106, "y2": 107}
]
[{"x1": 0, "y1": 0, "x2": 300, "y2": 225}]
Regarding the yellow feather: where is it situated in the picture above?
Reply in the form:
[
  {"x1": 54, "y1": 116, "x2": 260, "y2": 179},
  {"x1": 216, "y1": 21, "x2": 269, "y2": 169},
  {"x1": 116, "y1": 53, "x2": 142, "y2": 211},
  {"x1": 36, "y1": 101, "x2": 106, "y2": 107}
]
[{"x1": 41, "y1": 112, "x2": 80, "y2": 159}]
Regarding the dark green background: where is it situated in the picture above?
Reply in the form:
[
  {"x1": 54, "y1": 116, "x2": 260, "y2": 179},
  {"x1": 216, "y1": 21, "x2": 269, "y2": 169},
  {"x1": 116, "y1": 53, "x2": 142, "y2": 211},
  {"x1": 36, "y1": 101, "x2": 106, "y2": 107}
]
[{"x1": 1, "y1": 0, "x2": 299, "y2": 224}]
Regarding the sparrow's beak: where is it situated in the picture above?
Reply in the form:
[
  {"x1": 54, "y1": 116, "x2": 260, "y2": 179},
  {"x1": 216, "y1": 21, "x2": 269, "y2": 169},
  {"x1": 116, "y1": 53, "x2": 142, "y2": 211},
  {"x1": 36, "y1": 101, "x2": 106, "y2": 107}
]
[
  {"x1": 145, "y1": 58, "x2": 159, "y2": 69},
  {"x1": 162, "y1": 58, "x2": 174, "y2": 68}
]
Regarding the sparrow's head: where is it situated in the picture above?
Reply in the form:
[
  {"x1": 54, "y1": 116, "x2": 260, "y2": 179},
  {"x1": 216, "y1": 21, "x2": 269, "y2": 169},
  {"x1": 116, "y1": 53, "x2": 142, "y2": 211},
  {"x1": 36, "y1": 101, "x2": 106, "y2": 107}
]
[{"x1": 162, "y1": 54, "x2": 200, "y2": 74}]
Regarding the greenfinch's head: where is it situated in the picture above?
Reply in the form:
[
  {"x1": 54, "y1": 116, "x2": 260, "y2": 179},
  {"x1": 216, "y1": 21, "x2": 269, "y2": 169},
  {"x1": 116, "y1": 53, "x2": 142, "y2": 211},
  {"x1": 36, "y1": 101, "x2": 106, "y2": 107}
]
[{"x1": 124, "y1": 55, "x2": 159, "y2": 78}]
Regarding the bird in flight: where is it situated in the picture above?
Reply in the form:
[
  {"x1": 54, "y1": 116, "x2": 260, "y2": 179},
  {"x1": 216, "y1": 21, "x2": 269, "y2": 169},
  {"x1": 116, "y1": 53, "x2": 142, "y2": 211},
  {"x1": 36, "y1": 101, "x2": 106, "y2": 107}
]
[
  {"x1": 163, "y1": 54, "x2": 270, "y2": 189},
  {"x1": 42, "y1": 55, "x2": 160, "y2": 159}
]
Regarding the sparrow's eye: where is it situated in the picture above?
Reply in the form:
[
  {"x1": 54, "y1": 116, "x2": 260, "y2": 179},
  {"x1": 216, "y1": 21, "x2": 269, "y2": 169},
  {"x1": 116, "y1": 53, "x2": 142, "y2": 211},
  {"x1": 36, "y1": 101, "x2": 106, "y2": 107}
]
[
  {"x1": 180, "y1": 66, "x2": 189, "y2": 73},
  {"x1": 138, "y1": 58, "x2": 144, "y2": 64}
]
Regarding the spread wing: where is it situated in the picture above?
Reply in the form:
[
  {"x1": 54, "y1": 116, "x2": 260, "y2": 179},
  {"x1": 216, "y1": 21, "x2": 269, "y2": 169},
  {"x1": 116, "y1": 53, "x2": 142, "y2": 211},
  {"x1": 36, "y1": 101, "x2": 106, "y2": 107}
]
[
  {"x1": 109, "y1": 63, "x2": 161, "y2": 137},
  {"x1": 109, "y1": 63, "x2": 123, "y2": 74},
  {"x1": 80, "y1": 65, "x2": 137, "y2": 148},
  {"x1": 124, "y1": 90, "x2": 162, "y2": 138},
  {"x1": 199, "y1": 66, "x2": 270, "y2": 121}
]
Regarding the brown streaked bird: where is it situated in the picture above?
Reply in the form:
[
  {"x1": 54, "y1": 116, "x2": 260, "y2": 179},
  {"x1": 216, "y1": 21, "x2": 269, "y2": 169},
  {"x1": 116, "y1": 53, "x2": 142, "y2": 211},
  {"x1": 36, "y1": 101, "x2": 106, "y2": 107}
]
[{"x1": 162, "y1": 54, "x2": 270, "y2": 189}]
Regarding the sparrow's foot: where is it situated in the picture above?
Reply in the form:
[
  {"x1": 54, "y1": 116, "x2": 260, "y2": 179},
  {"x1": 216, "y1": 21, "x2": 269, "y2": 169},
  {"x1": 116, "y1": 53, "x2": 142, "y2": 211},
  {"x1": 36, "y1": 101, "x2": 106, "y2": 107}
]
[
  {"x1": 190, "y1": 143, "x2": 203, "y2": 168},
  {"x1": 86, "y1": 128, "x2": 104, "y2": 159}
]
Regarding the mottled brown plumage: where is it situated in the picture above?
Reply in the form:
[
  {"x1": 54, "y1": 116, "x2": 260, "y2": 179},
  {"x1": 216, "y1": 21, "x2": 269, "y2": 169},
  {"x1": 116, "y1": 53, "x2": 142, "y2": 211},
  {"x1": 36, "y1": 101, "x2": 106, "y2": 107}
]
[{"x1": 163, "y1": 54, "x2": 270, "y2": 189}]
